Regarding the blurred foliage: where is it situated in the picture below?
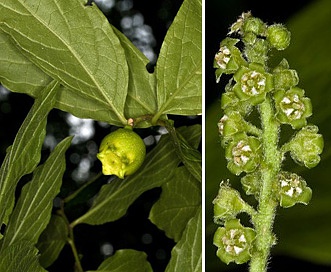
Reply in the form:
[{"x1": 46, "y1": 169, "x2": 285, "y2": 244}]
[{"x1": 206, "y1": 0, "x2": 331, "y2": 271}]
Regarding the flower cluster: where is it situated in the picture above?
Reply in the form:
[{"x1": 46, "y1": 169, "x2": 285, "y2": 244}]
[{"x1": 213, "y1": 12, "x2": 323, "y2": 266}]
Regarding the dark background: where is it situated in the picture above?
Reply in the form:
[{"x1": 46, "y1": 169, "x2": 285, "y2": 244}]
[{"x1": 205, "y1": 0, "x2": 331, "y2": 272}]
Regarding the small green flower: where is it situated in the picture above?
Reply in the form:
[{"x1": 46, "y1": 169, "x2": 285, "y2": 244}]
[
  {"x1": 241, "y1": 172, "x2": 261, "y2": 199},
  {"x1": 244, "y1": 38, "x2": 269, "y2": 64},
  {"x1": 228, "y1": 11, "x2": 252, "y2": 35},
  {"x1": 214, "y1": 38, "x2": 246, "y2": 82},
  {"x1": 274, "y1": 87, "x2": 312, "y2": 129},
  {"x1": 221, "y1": 88, "x2": 253, "y2": 115},
  {"x1": 97, "y1": 128, "x2": 146, "y2": 179},
  {"x1": 277, "y1": 171, "x2": 312, "y2": 208},
  {"x1": 225, "y1": 133, "x2": 261, "y2": 175},
  {"x1": 213, "y1": 219, "x2": 255, "y2": 264},
  {"x1": 218, "y1": 112, "x2": 246, "y2": 138},
  {"x1": 213, "y1": 182, "x2": 254, "y2": 224},
  {"x1": 273, "y1": 59, "x2": 299, "y2": 90},
  {"x1": 288, "y1": 125, "x2": 324, "y2": 168},
  {"x1": 233, "y1": 63, "x2": 273, "y2": 105}
]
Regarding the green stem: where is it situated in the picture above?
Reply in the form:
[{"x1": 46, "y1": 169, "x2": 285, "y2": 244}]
[
  {"x1": 68, "y1": 236, "x2": 83, "y2": 272},
  {"x1": 250, "y1": 95, "x2": 281, "y2": 272},
  {"x1": 58, "y1": 202, "x2": 84, "y2": 272}
]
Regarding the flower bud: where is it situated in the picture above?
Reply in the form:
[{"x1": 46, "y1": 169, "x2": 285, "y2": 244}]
[
  {"x1": 97, "y1": 128, "x2": 146, "y2": 179},
  {"x1": 273, "y1": 60, "x2": 299, "y2": 90},
  {"x1": 221, "y1": 90, "x2": 253, "y2": 116},
  {"x1": 267, "y1": 24, "x2": 291, "y2": 50},
  {"x1": 242, "y1": 17, "x2": 266, "y2": 36},
  {"x1": 244, "y1": 38, "x2": 269, "y2": 64}
]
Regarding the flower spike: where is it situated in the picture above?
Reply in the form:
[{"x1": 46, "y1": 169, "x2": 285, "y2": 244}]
[{"x1": 212, "y1": 12, "x2": 323, "y2": 270}]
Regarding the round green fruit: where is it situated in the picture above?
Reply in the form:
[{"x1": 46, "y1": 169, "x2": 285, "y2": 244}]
[{"x1": 97, "y1": 128, "x2": 146, "y2": 179}]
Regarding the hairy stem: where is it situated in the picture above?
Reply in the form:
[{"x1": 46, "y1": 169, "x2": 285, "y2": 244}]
[{"x1": 250, "y1": 95, "x2": 281, "y2": 272}]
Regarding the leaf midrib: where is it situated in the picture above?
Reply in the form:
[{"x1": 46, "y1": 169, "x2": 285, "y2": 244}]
[{"x1": 2, "y1": 1, "x2": 126, "y2": 124}]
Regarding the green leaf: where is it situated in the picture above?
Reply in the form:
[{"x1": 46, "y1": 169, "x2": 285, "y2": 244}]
[
  {"x1": 0, "y1": 30, "x2": 123, "y2": 124},
  {"x1": 0, "y1": 0, "x2": 128, "y2": 125},
  {"x1": 0, "y1": 80, "x2": 59, "y2": 228},
  {"x1": 0, "y1": 241, "x2": 46, "y2": 272},
  {"x1": 111, "y1": 26, "x2": 157, "y2": 124},
  {"x1": 72, "y1": 125, "x2": 201, "y2": 226},
  {"x1": 54, "y1": 83, "x2": 123, "y2": 126},
  {"x1": 165, "y1": 208, "x2": 202, "y2": 272},
  {"x1": 163, "y1": 121, "x2": 202, "y2": 182},
  {"x1": 154, "y1": 0, "x2": 202, "y2": 120},
  {"x1": 87, "y1": 249, "x2": 152, "y2": 272},
  {"x1": 36, "y1": 215, "x2": 69, "y2": 268},
  {"x1": 0, "y1": 31, "x2": 51, "y2": 97},
  {"x1": 149, "y1": 167, "x2": 201, "y2": 242},
  {"x1": 175, "y1": 129, "x2": 202, "y2": 182},
  {"x1": 1, "y1": 137, "x2": 72, "y2": 250}
]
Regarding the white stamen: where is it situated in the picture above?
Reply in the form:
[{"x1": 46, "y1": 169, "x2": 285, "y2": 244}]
[
  {"x1": 282, "y1": 97, "x2": 291, "y2": 104},
  {"x1": 251, "y1": 71, "x2": 258, "y2": 77},
  {"x1": 257, "y1": 79, "x2": 266, "y2": 86},
  {"x1": 240, "y1": 155, "x2": 249, "y2": 165},
  {"x1": 281, "y1": 180, "x2": 289, "y2": 187},
  {"x1": 223, "y1": 47, "x2": 230, "y2": 55},
  {"x1": 242, "y1": 145, "x2": 252, "y2": 152},
  {"x1": 293, "y1": 110, "x2": 302, "y2": 119},
  {"x1": 285, "y1": 187, "x2": 294, "y2": 197},
  {"x1": 223, "y1": 56, "x2": 230, "y2": 63},
  {"x1": 230, "y1": 229, "x2": 237, "y2": 238},
  {"x1": 238, "y1": 234, "x2": 246, "y2": 243},
  {"x1": 293, "y1": 94, "x2": 300, "y2": 102},
  {"x1": 251, "y1": 87, "x2": 258, "y2": 95},
  {"x1": 225, "y1": 245, "x2": 232, "y2": 253},
  {"x1": 218, "y1": 63, "x2": 226, "y2": 69},
  {"x1": 234, "y1": 246, "x2": 244, "y2": 255},
  {"x1": 284, "y1": 108, "x2": 294, "y2": 116},
  {"x1": 295, "y1": 187, "x2": 303, "y2": 195},
  {"x1": 242, "y1": 74, "x2": 248, "y2": 81}
]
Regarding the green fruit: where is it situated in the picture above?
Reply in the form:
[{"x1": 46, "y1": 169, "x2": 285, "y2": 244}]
[{"x1": 97, "y1": 128, "x2": 146, "y2": 179}]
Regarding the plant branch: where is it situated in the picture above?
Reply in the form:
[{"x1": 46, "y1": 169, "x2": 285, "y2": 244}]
[{"x1": 57, "y1": 201, "x2": 84, "y2": 272}]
